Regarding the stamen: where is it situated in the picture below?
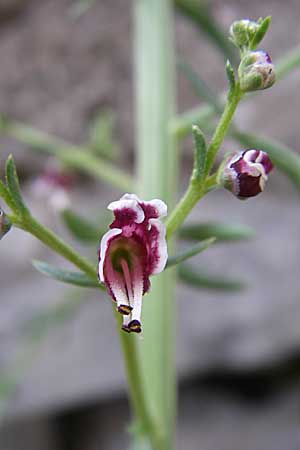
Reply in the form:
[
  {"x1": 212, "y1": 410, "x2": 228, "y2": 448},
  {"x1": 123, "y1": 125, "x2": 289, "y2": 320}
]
[
  {"x1": 117, "y1": 304, "x2": 133, "y2": 315},
  {"x1": 128, "y1": 319, "x2": 141, "y2": 333},
  {"x1": 120, "y1": 258, "x2": 134, "y2": 305},
  {"x1": 122, "y1": 314, "x2": 131, "y2": 333},
  {"x1": 128, "y1": 260, "x2": 143, "y2": 333}
]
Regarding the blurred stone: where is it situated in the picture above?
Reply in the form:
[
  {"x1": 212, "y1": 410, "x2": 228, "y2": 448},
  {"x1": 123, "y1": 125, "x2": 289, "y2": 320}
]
[{"x1": 0, "y1": 0, "x2": 28, "y2": 19}]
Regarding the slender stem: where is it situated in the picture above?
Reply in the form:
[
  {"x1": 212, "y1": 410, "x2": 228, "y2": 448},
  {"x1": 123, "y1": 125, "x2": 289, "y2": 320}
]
[
  {"x1": 14, "y1": 214, "x2": 97, "y2": 280},
  {"x1": 135, "y1": 1, "x2": 177, "y2": 449},
  {"x1": 166, "y1": 182, "x2": 203, "y2": 239},
  {"x1": 166, "y1": 86, "x2": 242, "y2": 238},
  {"x1": 203, "y1": 85, "x2": 242, "y2": 176},
  {"x1": 2, "y1": 119, "x2": 134, "y2": 192}
]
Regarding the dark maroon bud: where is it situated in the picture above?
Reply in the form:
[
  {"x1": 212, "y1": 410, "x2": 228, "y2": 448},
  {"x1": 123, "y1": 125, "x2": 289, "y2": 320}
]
[{"x1": 220, "y1": 149, "x2": 273, "y2": 199}]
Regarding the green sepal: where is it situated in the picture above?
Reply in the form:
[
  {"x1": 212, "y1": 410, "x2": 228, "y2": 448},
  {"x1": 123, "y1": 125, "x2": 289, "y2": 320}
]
[
  {"x1": 33, "y1": 260, "x2": 100, "y2": 288},
  {"x1": 166, "y1": 237, "x2": 215, "y2": 268},
  {"x1": 191, "y1": 125, "x2": 207, "y2": 182},
  {"x1": 225, "y1": 60, "x2": 236, "y2": 100},
  {"x1": 61, "y1": 209, "x2": 104, "y2": 243},
  {"x1": 5, "y1": 155, "x2": 28, "y2": 214},
  {"x1": 178, "y1": 264, "x2": 245, "y2": 291},
  {"x1": 179, "y1": 221, "x2": 254, "y2": 242},
  {"x1": 249, "y1": 16, "x2": 271, "y2": 50}
]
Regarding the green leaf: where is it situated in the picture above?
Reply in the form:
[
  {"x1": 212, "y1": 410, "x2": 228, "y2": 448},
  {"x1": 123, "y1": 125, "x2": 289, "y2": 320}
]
[
  {"x1": 5, "y1": 155, "x2": 28, "y2": 213},
  {"x1": 166, "y1": 237, "x2": 215, "y2": 268},
  {"x1": 232, "y1": 131, "x2": 300, "y2": 189},
  {"x1": 33, "y1": 260, "x2": 100, "y2": 288},
  {"x1": 0, "y1": 179, "x2": 16, "y2": 211},
  {"x1": 249, "y1": 16, "x2": 271, "y2": 50},
  {"x1": 178, "y1": 60, "x2": 222, "y2": 113},
  {"x1": 179, "y1": 221, "x2": 254, "y2": 242},
  {"x1": 191, "y1": 125, "x2": 207, "y2": 181},
  {"x1": 178, "y1": 264, "x2": 245, "y2": 291},
  {"x1": 61, "y1": 209, "x2": 103, "y2": 243}
]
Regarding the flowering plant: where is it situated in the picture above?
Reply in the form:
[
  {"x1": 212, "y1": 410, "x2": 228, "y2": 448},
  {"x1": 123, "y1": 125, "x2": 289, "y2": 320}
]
[{"x1": 0, "y1": 6, "x2": 299, "y2": 450}]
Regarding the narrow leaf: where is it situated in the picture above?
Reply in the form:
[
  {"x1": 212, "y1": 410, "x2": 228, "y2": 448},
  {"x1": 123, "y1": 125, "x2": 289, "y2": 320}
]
[
  {"x1": 61, "y1": 209, "x2": 102, "y2": 243},
  {"x1": 174, "y1": 0, "x2": 237, "y2": 62},
  {"x1": 33, "y1": 260, "x2": 100, "y2": 288},
  {"x1": 191, "y1": 125, "x2": 207, "y2": 181},
  {"x1": 0, "y1": 179, "x2": 16, "y2": 211},
  {"x1": 178, "y1": 60, "x2": 222, "y2": 113},
  {"x1": 178, "y1": 264, "x2": 245, "y2": 291},
  {"x1": 179, "y1": 221, "x2": 254, "y2": 242},
  {"x1": 233, "y1": 131, "x2": 300, "y2": 188},
  {"x1": 250, "y1": 16, "x2": 271, "y2": 50},
  {"x1": 166, "y1": 237, "x2": 215, "y2": 268},
  {"x1": 5, "y1": 155, "x2": 28, "y2": 213}
]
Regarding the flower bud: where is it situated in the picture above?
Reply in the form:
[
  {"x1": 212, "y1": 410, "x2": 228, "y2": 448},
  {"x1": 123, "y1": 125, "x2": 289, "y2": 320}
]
[
  {"x1": 229, "y1": 19, "x2": 259, "y2": 49},
  {"x1": 220, "y1": 149, "x2": 273, "y2": 199},
  {"x1": 238, "y1": 50, "x2": 275, "y2": 92},
  {"x1": 0, "y1": 208, "x2": 11, "y2": 239}
]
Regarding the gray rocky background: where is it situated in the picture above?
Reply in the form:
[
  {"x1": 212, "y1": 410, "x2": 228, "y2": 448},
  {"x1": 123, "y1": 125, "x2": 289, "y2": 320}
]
[{"x1": 0, "y1": 0, "x2": 300, "y2": 449}]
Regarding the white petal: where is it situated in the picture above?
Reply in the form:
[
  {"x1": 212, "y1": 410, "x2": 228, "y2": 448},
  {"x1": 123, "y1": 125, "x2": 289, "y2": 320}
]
[
  {"x1": 107, "y1": 198, "x2": 145, "y2": 224},
  {"x1": 98, "y1": 228, "x2": 122, "y2": 282},
  {"x1": 149, "y1": 218, "x2": 168, "y2": 274},
  {"x1": 143, "y1": 198, "x2": 168, "y2": 218}
]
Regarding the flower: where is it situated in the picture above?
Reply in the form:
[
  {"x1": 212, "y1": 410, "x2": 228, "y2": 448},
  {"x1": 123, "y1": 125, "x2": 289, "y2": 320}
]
[
  {"x1": 98, "y1": 194, "x2": 168, "y2": 333},
  {"x1": 220, "y1": 149, "x2": 273, "y2": 199},
  {"x1": 238, "y1": 50, "x2": 275, "y2": 92}
]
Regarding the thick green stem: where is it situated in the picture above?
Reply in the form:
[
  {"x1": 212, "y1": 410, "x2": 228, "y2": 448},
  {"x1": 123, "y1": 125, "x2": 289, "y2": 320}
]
[
  {"x1": 118, "y1": 318, "x2": 164, "y2": 450},
  {"x1": 134, "y1": 0, "x2": 177, "y2": 449}
]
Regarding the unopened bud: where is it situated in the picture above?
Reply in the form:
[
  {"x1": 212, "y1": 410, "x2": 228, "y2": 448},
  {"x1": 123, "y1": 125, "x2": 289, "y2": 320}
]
[
  {"x1": 238, "y1": 50, "x2": 275, "y2": 92},
  {"x1": 229, "y1": 19, "x2": 259, "y2": 49},
  {"x1": 220, "y1": 149, "x2": 273, "y2": 199},
  {"x1": 0, "y1": 209, "x2": 11, "y2": 239}
]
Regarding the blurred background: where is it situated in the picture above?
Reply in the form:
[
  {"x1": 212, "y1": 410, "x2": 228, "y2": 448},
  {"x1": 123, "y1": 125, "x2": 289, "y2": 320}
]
[{"x1": 0, "y1": 0, "x2": 300, "y2": 449}]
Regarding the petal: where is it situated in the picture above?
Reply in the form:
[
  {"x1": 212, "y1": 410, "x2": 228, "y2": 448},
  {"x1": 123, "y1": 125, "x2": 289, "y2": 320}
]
[
  {"x1": 147, "y1": 218, "x2": 168, "y2": 275},
  {"x1": 108, "y1": 197, "x2": 145, "y2": 227},
  {"x1": 98, "y1": 228, "x2": 122, "y2": 282},
  {"x1": 141, "y1": 199, "x2": 168, "y2": 219}
]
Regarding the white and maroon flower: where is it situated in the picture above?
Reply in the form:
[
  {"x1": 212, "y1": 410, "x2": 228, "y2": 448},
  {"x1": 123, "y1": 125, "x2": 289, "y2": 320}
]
[
  {"x1": 98, "y1": 194, "x2": 168, "y2": 333},
  {"x1": 221, "y1": 149, "x2": 273, "y2": 199},
  {"x1": 31, "y1": 162, "x2": 75, "y2": 212}
]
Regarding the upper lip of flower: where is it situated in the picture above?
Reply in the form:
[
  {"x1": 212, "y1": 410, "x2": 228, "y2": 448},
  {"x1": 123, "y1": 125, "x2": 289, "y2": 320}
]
[{"x1": 98, "y1": 193, "x2": 168, "y2": 333}]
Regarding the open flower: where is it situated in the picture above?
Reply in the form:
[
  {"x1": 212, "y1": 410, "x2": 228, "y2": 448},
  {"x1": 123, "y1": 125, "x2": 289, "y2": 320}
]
[
  {"x1": 220, "y1": 149, "x2": 273, "y2": 199},
  {"x1": 98, "y1": 194, "x2": 168, "y2": 333}
]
